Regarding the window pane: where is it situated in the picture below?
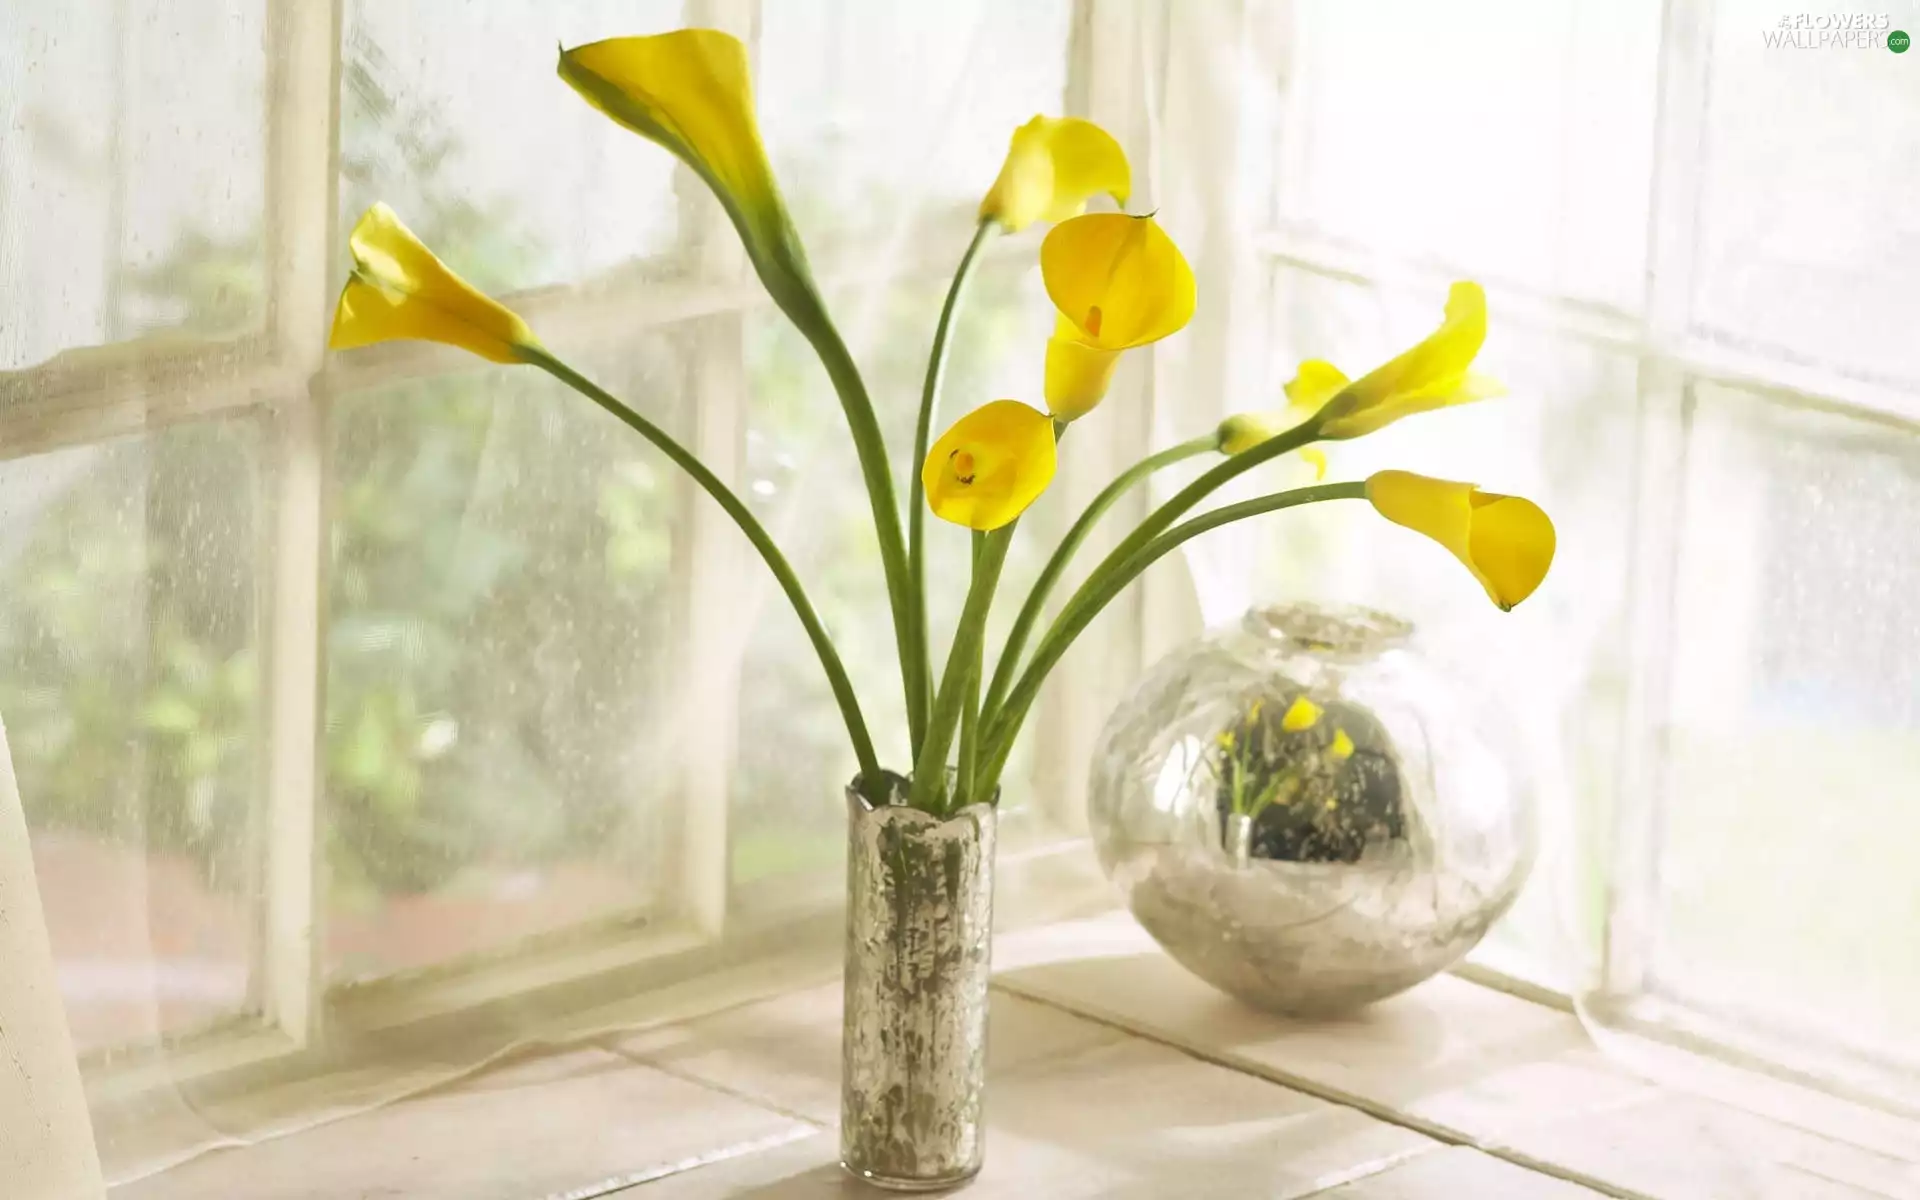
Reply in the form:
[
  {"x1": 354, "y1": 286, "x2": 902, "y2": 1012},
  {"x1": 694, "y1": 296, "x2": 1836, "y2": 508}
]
[
  {"x1": 1693, "y1": 0, "x2": 1920, "y2": 383},
  {"x1": 1, "y1": 2, "x2": 268, "y2": 367},
  {"x1": 1267, "y1": 0, "x2": 1661, "y2": 309},
  {"x1": 733, "y1": 257, "x2": 1060, "y2": 897},
  {"x1": 1650, "y1": 384, "x2": 1920, "y2": 1095},
  {"x1": 759, "y1": 0, "x2": 1073, "y2": 249},
  {"x1": 325, "y1": 342, "x2": 683, "y2": 981},
  {"x1": 0, "y1": 421, "x2": 263, "y2": 1051},
  {"x1": 338, "y1": 0, "x2": 685, "y2": 297},
  {"x1": 1246, "y1": 267, "x2": 1641, "y2": 987}
]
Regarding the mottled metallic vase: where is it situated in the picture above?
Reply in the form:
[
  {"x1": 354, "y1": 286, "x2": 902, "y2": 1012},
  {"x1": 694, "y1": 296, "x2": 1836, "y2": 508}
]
[
  {"x1": 840, "y1": 773, "x2": 996, "y2": 1191},
  {"x1": 1090, "y1": 605, "x2": 1535, "y2": 1015}
]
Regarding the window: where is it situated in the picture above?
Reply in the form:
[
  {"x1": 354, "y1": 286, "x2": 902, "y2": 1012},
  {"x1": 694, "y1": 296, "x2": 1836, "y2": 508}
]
[
  {"x1": 1228, "y1": 0, "x2": 1920, "y2": 1111},
  {"x1": 3, "y1": 0, "x2": 1103, "y2": 1180},
  {"x1": 7, "y1": 0, "x2": 1917, "y2": 1184}
]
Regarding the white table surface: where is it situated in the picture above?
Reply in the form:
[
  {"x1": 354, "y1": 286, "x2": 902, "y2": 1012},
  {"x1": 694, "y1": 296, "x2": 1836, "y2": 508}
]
[{"x1": 116, "y1": 913, "x2": 1920, "y2": 1200}]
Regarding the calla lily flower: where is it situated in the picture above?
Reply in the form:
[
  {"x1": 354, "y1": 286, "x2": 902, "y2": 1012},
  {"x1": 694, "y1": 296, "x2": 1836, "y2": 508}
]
[
  {"x1": 1366, "y1": 470, "x2": 1555, "y2": 611},
  {"x1": 558, "y1": 31, "x2": 819, "y2": 320},
  {"x1": 979, "y1": 116, "x2": 1130, "y2": 233},
  {"x1": 328, "y1": 203, "x2": 541, "y2": 364},
  {"x1": 1041, "y1": 213, "x2": 1195, "y2": 420},
  {"x1": 1294, "y1": 283, "x2": 1506, "y2": 440},
  {"x1": 1043, "y1": 317, "x2": 1123, "y2": 422},
  {"x1": 923, "y1": 401, "x2": 1057, "y2": 531}
]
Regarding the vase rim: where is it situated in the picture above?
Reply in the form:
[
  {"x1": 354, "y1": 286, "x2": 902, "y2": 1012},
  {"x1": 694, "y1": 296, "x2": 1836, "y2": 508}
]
[
  {"x1": 1241, "y1": 603, "x2": 1413, "y2": 654},
  {"x1": 845, "y1": 770, "x2": 999, "y2": 821}
]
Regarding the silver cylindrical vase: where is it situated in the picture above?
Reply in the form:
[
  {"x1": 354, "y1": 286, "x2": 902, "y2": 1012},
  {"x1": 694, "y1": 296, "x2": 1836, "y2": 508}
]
[{"x1": 840, "y1": 773, "x2": 997, "y2": 1191}]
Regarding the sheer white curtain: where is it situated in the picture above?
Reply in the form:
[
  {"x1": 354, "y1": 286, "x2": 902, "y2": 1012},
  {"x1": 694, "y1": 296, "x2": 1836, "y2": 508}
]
[{"x1": 0, "y1": 718, "x2": 104, "y2": 1199}]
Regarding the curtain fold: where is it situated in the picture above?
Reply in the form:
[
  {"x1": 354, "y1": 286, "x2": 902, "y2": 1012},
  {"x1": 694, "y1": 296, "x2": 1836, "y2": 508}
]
[{"x1": 0, "y1": 716, "x2": 106, "y2": 1200}]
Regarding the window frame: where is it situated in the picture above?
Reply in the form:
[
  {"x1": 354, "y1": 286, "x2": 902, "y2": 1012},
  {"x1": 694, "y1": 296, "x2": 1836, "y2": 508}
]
[
  {"x1": 48, "y1": 0, "x2": 1917, "y2": 1126},
  {"x1": 1244, "y1": 0, "x2": 1920, "y2": 1110},
  {"x1": 7, "y1": 0, "x2": 1141, "y2": 1117}
]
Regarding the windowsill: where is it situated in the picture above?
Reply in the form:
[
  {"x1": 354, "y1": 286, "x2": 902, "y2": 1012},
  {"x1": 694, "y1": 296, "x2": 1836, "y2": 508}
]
[{"x1": 110, "y1": 912, "x2": 1920, "y2": 1200}]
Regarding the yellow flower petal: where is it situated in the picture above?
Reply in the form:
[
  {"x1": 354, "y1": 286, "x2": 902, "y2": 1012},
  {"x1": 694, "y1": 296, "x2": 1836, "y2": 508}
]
[
  {"x1": 1330, "y1": 728, "x2": 1355, "y2": 761},
  {"x1": 922, "y1": 401, "x2": 1058, "y2": 531},
  {"x1": 559, "y1": 32, "x2": 817, "y2": 318},
  {"x1": 1040, "y1": 214, "x2": 1195, "y2": 350},
  {"x1": 1282, "y1": 359, "x2": 1351, "y2": 419},
  {"x1": 1314, "y1": 283, "x2": 1500, "y2": 439},
  {"x1": 980, "y1": 116, "x2": 1131, "y2": 232},
  {"x1": 1365, "y1": 470, "x2": 1556, "y2": 610},
  {"x1": 1044, "y1": 329, "x2": 1123, "y2": 421},
  {"x1": 1281, "y1": 696, "x2": 1321, "y2": 732},
  {"x1": 328, "y1": 203, "x2": 540, "y2": 364},
  {"x1": 1299, "y1": 447, "x2": 1329, "y2": 482}
]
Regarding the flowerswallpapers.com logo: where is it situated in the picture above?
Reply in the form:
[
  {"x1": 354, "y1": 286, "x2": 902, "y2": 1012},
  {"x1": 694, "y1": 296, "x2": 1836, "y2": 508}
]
[{"x1": 1764, "y1": 12, "x2": 1905, "y2": 47}]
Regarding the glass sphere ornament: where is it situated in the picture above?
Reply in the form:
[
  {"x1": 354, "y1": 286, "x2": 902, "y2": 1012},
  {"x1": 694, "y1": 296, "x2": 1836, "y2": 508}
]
[{"x1": 1088, "y1": 604, "x2": 1535, "y2": 1015}]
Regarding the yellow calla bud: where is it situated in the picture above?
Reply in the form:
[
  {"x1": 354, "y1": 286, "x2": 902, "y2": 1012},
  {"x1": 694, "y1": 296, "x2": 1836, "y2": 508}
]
[
  {"x1": 1303, "y1": 283, "x2": 1506, "y2": 440},
  {"x1": 1216, "y1": 413, "x2": 1288, "y2": 456},
  {"x1": 1214, "y1": 414, "x2": 1325, "y2": 479},
  {"x1": 328, "y1": 203, "x2": 541, "y2": 364},
  {"x1": 559, "y1": 31, "x2": 818, "y2": 320},
  {"x1": 923, "y1": 401, "x2": 1058, "y2": 531},
  {"x1": 1281, "y1": 696, "x2": 1322, "y2": 732},
  {"x1": 1366, "y1": 470, "x2": 1555, "y2": 611},
  {"x1": 979, "y1": 116, "x2": 1130, "y2": 232}
]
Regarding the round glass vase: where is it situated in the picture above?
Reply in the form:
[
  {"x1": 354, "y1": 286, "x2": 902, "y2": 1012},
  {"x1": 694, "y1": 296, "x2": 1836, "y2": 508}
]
[
  {"x1": 840, "y1": 772, "x2": 996, "y2": 1191},
  {"x1": 1088, "y1": 604, "x2": 1534, "y2": 1015}
]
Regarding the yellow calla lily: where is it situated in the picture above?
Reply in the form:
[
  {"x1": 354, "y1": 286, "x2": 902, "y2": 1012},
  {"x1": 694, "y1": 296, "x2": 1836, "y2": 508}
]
[
  {"x1": 979, "y1": 116, "x2": 1130, "y2": 232},
  {"x1": 1042, "y1": 317, "x2": 1123, "y2": 422},
  {"x1": 558, "y1": 31, "x2": 818, "y2": 319},
  {"x1": 923, "y1": 401, "x2": 1057, "y2": 531},
  {"x1": 1366, "y1": 470, "x2": 1555, "y2": 611},
  {"x1": 1293, "y1": 283, "x2": 1506, "y2": 439},
  {"x1": 1040, "y1": 213, "x2": 1195, "y2": 419},
  {"x1": 328, "y1": 203, "x2": 540, "y2": 364},
  {"x1": 1042, "y1": 214, "x2": 1196, "y2": 350}
]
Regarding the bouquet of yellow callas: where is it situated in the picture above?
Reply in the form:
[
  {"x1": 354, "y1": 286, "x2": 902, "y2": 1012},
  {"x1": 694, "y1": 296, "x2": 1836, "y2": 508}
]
[{"x1": 327, "y1": 29, "x2": 1555, "y2": 816}]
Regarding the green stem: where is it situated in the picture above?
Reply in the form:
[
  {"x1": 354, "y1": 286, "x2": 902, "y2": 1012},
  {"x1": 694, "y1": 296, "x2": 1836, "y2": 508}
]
[
  {"x1": 1078, "y1": 421, "x2": 1324, "y2": 617},
  {"x1": 906, "y1": 221, "x2": 995, "y2": 755},
  {"x1": 911, "y1": 525, "x2": 1013, "y2": 812},
  {"x1": 981, "y1": 434, "x2": 1215, "y2": 729},
  {"x1": 956, "y1": 532, "x2": 985, "y2": 805},
  {"x1": 797, "y1": 317, "x2": 917, "y2": 757},
  {"x1": 976, "y1": 481, "x2": 1367, "y2": 800},
  {"x1": 532, "y1": 350, "x2": 879, "y2": 781}
]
